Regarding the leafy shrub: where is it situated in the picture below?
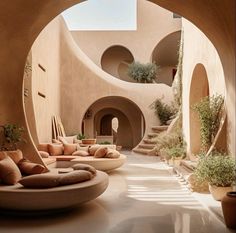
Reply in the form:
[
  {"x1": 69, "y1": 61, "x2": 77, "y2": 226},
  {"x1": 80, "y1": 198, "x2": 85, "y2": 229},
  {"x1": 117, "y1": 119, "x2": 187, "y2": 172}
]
[
  {"x1": 0, "y1": 124, "x2": 25, "y2": 150},
  {"x1": 77, "y1": 133, "x2": 86, "y2": 140},
  {"x1": 150, "y1": 98, "x2": 177, "y2": 125},
  {"x1": 194, "y1": 152, "x2": 235, "y2": 187},
  {"x1": 161, "y1": 143, "x2": 186, "y2": 159},
  {"x1": 192, "y1": 94, "x2": 224, "y2": 151},
  {"x1": 127, "y1": 61, "x2": 158, "y2": 83}
]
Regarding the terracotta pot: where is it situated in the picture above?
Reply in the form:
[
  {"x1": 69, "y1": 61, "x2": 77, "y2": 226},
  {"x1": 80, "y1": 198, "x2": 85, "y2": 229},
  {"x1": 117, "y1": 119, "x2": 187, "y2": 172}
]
[
  {"x1": 209, "y1": 185, "x2": 233, "y2": 201},
  {"x1": 81, "y1": 139, "x2": 96, "y2": 145},
  {"x1": 221, "y1": 192, "x2": 236, "y2": 229}
]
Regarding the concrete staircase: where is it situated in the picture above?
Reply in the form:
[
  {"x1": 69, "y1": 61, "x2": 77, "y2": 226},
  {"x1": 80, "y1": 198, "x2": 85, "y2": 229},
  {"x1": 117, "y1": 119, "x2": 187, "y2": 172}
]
[{"x1": 133, "y1": 125, "x2": 168, "y2": 155}]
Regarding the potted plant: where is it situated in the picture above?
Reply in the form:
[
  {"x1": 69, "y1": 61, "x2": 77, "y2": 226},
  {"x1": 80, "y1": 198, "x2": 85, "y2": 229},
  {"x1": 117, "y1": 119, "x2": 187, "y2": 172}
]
[
  {"x1": 0, "y1": 124, "x2": 25, "y2": 151},
  {"x1": 194, "y1": 151, "x2": 235, "y2": 201}
]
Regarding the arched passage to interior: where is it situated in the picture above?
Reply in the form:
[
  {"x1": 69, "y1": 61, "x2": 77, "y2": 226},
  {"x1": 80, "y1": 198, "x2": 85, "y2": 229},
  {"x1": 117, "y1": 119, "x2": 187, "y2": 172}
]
[
  {"x1": 152, "y1": 31, "x2": 181, "y2": 86},
  {"x1": 189, "y1": 64, "x2": 209, "y2": 155},
  {"x1": 94, "y1": 108, "x2": 133, "y2": 148},
  {"x1": 101, "y1": 45, "x2": 135, "y2": 82},
  {"x1": 82, "y1": 96, "x2": 145, "y2": 149}
]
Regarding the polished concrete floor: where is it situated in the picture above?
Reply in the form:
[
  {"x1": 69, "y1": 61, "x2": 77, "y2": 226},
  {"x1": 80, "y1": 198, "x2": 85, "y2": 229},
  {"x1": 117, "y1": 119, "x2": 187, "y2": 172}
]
[{"x1": 0, "y1": 152, "x2": 234, "y2": 233}]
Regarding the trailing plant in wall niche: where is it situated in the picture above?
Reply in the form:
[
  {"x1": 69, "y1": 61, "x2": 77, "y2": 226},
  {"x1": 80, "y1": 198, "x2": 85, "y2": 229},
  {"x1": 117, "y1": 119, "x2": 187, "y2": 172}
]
[
  {"x1": 194, "y1": 151, "x2": 235, "y2": 187},
  {"x1": 172, "y1": 30, "x2": 184, "y2": 108},
  {"x1": 192, "y1": 94, "x2": 224, "y2": 151},
  {"x1": 127, "y1": 61, "x2": 159, "y2": 83},
  {"x1": 0, "y1": 124, "x2": 25, "y2": 151},
  {"x1": 150, "y1": 97, "x2": 178, "y2": 125}
]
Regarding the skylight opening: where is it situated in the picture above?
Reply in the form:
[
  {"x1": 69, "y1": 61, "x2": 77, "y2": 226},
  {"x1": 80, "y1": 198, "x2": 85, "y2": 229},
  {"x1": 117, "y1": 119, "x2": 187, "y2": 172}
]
[{"x1": 62, "y1": 0, "x2": 137, "y2": 31}]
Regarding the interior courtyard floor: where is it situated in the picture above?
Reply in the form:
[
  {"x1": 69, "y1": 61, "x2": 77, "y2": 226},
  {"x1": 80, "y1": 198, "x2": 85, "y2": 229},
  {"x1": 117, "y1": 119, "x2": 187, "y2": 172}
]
[{"x1": 0, "y1": 151, "x2": 234, "y2": 233}]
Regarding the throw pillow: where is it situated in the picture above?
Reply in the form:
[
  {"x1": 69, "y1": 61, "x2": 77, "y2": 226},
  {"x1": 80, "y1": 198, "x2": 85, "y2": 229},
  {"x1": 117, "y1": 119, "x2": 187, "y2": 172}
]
[
  {"x1": 72, "y1": 150, "x2": 90, "y2": 157},
  {"x1": 37, "y1": 143, "x2": 49, "y2": 153},
  {"x1": 39, "y1": 151, "x2": 50, "y2": 158},
  {"x1": 63, "y1": 143, "x2": 77, "y2": 155},
  {"x1": 88, "y1": 145, "x2": 101, "y2": 156},
  {"x1": 4, "y1": 149, "x2": 23, "y2": 164},
  {"x1": 105, "y1": 149, "x2": 120, "y2": 158},
  {"x1": 48, "y1": 144, "x2": 64, "y2": 156},
  {"x1": 18, "y1": 158, "x2": 45, "y2": 175},
  {"x1": 0, "y1": 152, "x2": 22, "y2": 185},
  {"x1": 94, "y1": 146, "x2": 108, "y2": 158}
]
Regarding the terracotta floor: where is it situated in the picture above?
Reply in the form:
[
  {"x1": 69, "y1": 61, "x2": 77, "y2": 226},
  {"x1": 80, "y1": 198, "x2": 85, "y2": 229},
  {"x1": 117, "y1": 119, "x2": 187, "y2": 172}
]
[{"x1": 0, "y1": 151, "x2": 234, "y2": 233}]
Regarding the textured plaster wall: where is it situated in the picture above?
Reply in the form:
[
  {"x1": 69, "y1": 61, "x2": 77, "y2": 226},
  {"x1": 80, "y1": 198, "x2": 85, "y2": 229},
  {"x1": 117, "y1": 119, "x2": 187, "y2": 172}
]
[
  {"x1": 30, "y1": 16, "x2": 173, "y2": 145},
  {"x1": 182, "y1": 19, "x2": 226, "y2": 155},
  {"x1": 71, "y1": 0, "x2": 181, "y2": 76},
  {"x1": 31, "y1": 18, "x2": 62, "y2": 143}
]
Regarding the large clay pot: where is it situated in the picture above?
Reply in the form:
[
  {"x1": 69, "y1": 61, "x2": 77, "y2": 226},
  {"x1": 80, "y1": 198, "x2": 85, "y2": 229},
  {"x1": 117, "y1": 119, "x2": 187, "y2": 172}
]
[
  {"x1": 221, "y1": 192, "x2": 236, "y2": 229},
  {"x1": 81, "y1": 139, "x2": 96, "y2": 145},
  {"x1": 209, "y1": 185, "x2": 233, "y2": 201}
]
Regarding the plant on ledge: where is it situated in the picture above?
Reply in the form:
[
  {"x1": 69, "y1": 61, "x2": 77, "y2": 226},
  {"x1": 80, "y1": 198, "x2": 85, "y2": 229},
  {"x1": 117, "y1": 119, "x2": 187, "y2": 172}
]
[
  {"x1": 192, "y1": 94, "x2": 224, "y2": 152},
  {"x1": 0, "y1": 124, "x2": 25, "y2": 151},
  {"x1": 150, "y1": 98, "x2": 177, "y2": 125},
  {"x1": 77, "y1": 133, "x2": 86, "y2": 140},
  {"x1": 127, "y1": 61, "x2": 158, "y2": 83}
]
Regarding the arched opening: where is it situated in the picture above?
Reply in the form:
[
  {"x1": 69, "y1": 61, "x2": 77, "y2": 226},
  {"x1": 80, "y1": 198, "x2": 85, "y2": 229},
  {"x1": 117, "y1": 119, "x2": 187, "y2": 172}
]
[
  {"x1": 152, "y1": 31, "x2": 181, "y2": 86},
  {"x1": 189, "y1": 64, "x2": 209, "y2": 156},
  {"x1": 82, "y1": 96, "x2": 145, "y2": 149},
  {"x1": 101, "y1": 45, "x2": 134, "y2": 82}
]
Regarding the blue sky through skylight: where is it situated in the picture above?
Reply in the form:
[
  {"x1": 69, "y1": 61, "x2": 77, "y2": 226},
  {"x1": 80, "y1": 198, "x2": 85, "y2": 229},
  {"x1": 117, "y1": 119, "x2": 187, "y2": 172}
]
[{"x1": 62, "y1": 0, "x2": 137, "y2": 31}]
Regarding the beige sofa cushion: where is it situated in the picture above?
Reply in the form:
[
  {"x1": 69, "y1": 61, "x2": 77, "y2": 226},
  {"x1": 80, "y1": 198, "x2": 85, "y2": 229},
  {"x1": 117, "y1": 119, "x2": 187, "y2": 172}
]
[
  {"x1": 94, "y1": 146, "x2": 108, "y2": 158},
  {"x1": 77, "y1": 145, "x2": 89, "y2": 152},
  {"x1": 37, "y1": 143, "x2": 49, "y2": 153},
  {"x1": 88, "y1": 145, "x2": 101, "y2": 156},
  {"x1": 48, "y1": 144, "x2": 64, "y2": 156},
  {"x1": 0, "y1": 152, "x2": 22, "y2": 185},
  {"x1": 4, "y1": 150, "x2": 23, "y2": 164},
  {"x1": 63, "y1": 143, "x2": 77, "y2": 155},
  {"x1": 58, "y1": 136, "x2": 76, "y2": 144},
  {"x1": 58, "y1": 170, "x2": 92, "y2": 185},
  {"x1": 18, "y1": 159, "x2": 45, "y2": 175},
  {"x1": 72, "y1": 163, "x2": 97, "y2": 176},
  {"x1": 72, "y1": 150, "x2": 90, "y2": 157},
  {"x1": 105, "y1": 149, "x2": 120, "y2": 158},
  {"x1": 39, "y1": 151, "x2": 50, "y2": 158},
  {"x1": 52, "y1": 139, "x2": 62, "y2": 144},
  {"x1": 19, "y1": 173, "x2": 60, "y2": 188}
]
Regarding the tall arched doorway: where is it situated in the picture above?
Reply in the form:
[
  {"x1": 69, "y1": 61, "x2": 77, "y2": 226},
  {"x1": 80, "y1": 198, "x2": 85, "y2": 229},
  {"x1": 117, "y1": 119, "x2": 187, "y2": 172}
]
[{"x1": 189, "y1": 63, "x2": 209, "y2": 155}]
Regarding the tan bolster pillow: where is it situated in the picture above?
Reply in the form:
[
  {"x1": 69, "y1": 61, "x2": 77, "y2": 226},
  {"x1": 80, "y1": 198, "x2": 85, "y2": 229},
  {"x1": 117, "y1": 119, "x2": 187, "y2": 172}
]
[
  {"x1": 58, "y1": 170, "x2": 93, "y2": 185},
  {"x1": 94, "y1": 146, "x2": 108, "y2": 158},
  {"x1": 18, "y1": 159, "x2": 45, "y2": 175},
  {"x1": 72, "y1": 164, "x2": 97, "y2": 176},
  {"x1": 105, "y1": 149, "x2": 120, "y2": 158}
]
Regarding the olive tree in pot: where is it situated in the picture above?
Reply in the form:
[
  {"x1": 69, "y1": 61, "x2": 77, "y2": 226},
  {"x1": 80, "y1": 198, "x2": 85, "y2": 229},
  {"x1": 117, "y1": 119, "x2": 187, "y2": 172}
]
[{"x1": 194, "y1": 151, "x2": 235, "y2": 201}]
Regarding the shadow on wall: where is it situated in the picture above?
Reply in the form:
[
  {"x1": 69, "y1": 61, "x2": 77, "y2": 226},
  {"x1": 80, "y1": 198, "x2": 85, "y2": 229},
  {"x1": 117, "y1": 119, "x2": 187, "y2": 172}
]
[
  {"x1": 152, "y1": 31, "x2": 181, "y2": 86},
  {"x1": 101, "y1": 45, "x2": 135, "y2": 82}
]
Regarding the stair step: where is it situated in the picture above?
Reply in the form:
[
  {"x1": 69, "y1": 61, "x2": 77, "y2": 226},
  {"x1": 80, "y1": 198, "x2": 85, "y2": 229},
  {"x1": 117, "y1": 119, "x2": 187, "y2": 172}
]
[
  {"x1": 132, "y1": 148, "x2": 151, "y2": 155},
  {"x1": 139, "y1": 144, "x2": 155, "y2": 149},
  {"x1": 143, "y1": 139, "x2": 156, "y2": 144},
  {"x1": 152, "y1": 125, "x2": 168, "y2": 132},
  {"x1": 148, "y1": 133, "x2": 159, "y2": 138}
]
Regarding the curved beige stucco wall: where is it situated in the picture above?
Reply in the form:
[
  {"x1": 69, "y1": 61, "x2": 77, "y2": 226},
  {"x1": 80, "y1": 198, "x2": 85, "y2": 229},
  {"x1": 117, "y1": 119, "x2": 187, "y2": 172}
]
[
  {"x1": 182, "y1": 19, "x2": 226, "y2": 155},
  {"x1": 0, "y1": 0, "x2": 235, "y2": 165},
  {"x1": 71, "y1": 0, "x2": 181, "y2": 85},
  {"x1": 30, "y1": 16, "x2": 174, "y2": 145}
]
